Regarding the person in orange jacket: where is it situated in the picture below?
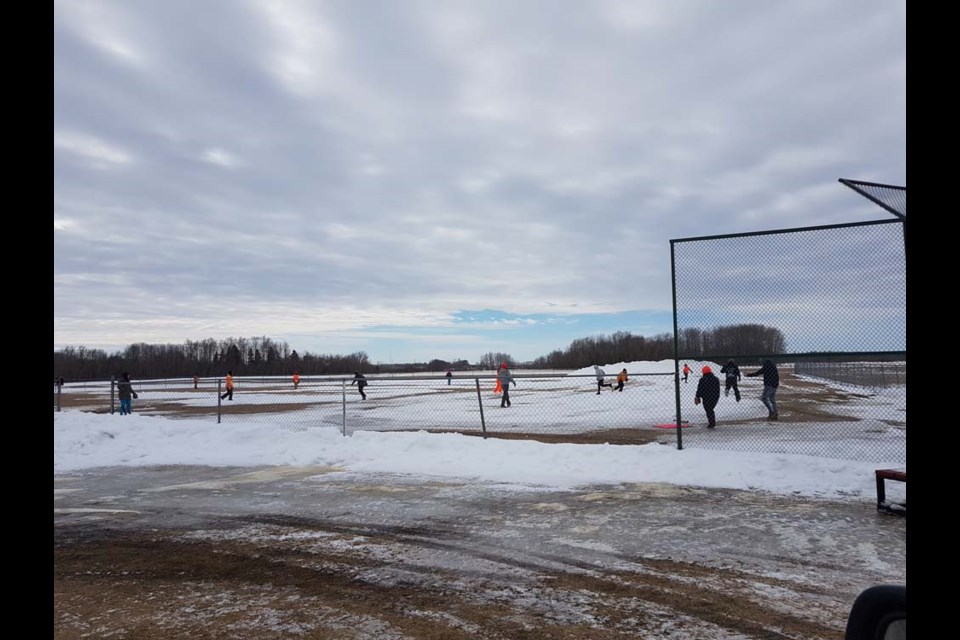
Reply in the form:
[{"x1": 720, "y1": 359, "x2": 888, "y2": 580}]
[
  {"x1": 220, "y1": 371, "x2": 234, "y2": 401},
  {"x1": 682, "y1": 363, "x2": 691, "y2": 383},
  {"x1": 293, "y1": 371, "x2": 300, "y2": 389},
  {"x1": 614, "y1": 368, "x2": 628, "y2": 392}
]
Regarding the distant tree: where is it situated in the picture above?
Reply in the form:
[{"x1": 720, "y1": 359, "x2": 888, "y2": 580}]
[
  {"x1": 479, "y1": 352, "x2": 513, "y2": 369},
  {"x1": 223, "y1": 344, "x2": 243, "y2": 369},
  {"x1": 427, "y1": 359, "x2": 451, "y2": 371}
]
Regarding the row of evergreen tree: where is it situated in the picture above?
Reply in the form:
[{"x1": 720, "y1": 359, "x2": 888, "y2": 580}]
[{"x1": 53, "y1": 324, "x2": 788, "y2": 382}]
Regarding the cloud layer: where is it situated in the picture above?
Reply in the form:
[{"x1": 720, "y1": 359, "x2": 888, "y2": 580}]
[{"x1": 54, "y1": 0, "x2": 906, "y2": 362}]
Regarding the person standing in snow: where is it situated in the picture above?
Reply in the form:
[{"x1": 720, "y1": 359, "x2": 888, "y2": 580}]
[
  {"x1": 446, "y1": 370, "x2": 453, "y2": 386},
  {"x1": 293, "y1": 371, "x2": 300, "y2": 389},
  {"x1": 720, "y1": 359, "x2": 742, "y2": 402},
  {"x1": 746, "y1": 359, "x2": 780, "y2": 420},
  {"x1": 682, "y1": 363, "x2": 691, "y2": 383},
  {"x1": 694, "y1": 366, "x2": 720, "y2": 428},
  {"x1": 117, "y1": 371, "x2": 139, "y2": 416},
  {"x1": 497, "y1": 362, "x2": 516, "y2": 407},
  {"x1": 594, "y1": 366, "x2": 613, "y2": 394}
]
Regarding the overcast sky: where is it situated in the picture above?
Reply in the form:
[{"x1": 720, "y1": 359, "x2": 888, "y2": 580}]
[{"x1": 53, "y1": 0, "x2": 906, "y2": 364}]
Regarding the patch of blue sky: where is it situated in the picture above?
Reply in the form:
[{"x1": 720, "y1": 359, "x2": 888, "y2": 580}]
[{"x1": 325, "y1": 309, "x2": 676, "y2": 364}]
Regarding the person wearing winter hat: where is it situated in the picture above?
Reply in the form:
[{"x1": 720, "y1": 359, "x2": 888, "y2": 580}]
[
  {"x1": 497, "y1": 362, "x2": 516, "y2": 407},
  {"x1": 694, "y1": 366, "x2": 721, "y2": 428},
  {"x1": 117, "y1": 371, "x2": 139, "y2": 415},
  {"x1": 351, "y1": 371, "x2": 368, "y2": 400},
  {"x1": 614, "y1": 368, "x2": 628, "y2": 392},
  {"x1": 720, "y1": 359, "x2": 742, "y2": 402}
]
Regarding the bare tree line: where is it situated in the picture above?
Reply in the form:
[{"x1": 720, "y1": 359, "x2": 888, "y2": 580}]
[
  {"x1": 53, "y1": 337, "x2": 370, "y2": 382},
  {"x1": 53, "y1": 324, "x2": 788, "y2": 382}
]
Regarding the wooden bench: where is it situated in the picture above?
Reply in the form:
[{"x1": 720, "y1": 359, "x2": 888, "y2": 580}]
[{"x1": 875, "y1": 468, "x2": 906, "y2": 516}]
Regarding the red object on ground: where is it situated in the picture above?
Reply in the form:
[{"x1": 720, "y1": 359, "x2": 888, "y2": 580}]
[{"x1": 653, "y1": 422, "x2": 690, "y2": 429}]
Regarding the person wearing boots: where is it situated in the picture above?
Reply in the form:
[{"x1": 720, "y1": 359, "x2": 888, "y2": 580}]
[
  {"x1": 220, "y1": 371, "x2": 234, "y2": 401},
  {"x1": 614, "y1": 368, "x2": 628, "y2": 392},
  {"x1": 594, "y1": 366, "x2": 613, "y2": 394},
  {"x1": 351, "y1": 372, "x2": 368, "y2": 400},
  {"x1": 117, "y1": 372, "x2": 139, "y2": 415},
  {"x1": 497, "y1": 362, "x2": 516, "y2": 407},
  {"x1": 720, "y1": 359, "x2": 742, "y2": 402},
  {"x1": 694, "y1": 366, "x2": 721, "y2": 428},
  {"x1": 746, "y1": 359, "x2": 780, "y2": 420}
]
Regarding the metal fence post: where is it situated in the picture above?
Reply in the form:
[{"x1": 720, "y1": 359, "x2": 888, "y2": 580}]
[
  {"x1": 110, "y1": 376, "x2": 116, "y2": 414},
  {"x1": 475, "y1": 377, "x2": 487, "y2": 439},
  {"x1": 55, "y1": 380, "x2": 62, "y2": 412},
  {"x1": 217, "y1": 379, "x2": 222, "y2": 424},
  {"x1": 342, "y1": 379, "x2": 347, "y2": 436}
]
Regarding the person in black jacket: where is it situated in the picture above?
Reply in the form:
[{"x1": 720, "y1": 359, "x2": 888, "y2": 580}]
[
  {"x1": 694, "y1": 366, "x2": 721, "y2": 428},
  {"x1": 117, "y1": 372, "x2": 138, "y2": 416},
  {"x1": 720, "y1": 359, "x2": 742, "y2": 402},
  {"x1": 351, "y1": 372, "x2": 368, "y2": 400},
  {"x1": 746, "y1": 359, "x2": 780, "y2": 420}
]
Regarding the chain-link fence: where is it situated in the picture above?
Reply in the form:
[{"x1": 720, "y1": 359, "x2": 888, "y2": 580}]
[
  {"x1": 55, "y1": 355, "x2": 905, "y2": 462},
  {"x1": 794, "y1": 360, "x2": 905, "y2": 389},
  {"x1": 54, "y1": 371, "x2": 682, "y2": 445},
  {"x1": 670, "y1": 219, "x2": 906, "y2": 464}
]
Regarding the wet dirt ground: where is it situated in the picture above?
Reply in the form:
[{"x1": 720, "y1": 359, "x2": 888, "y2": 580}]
[{"x1": 54, "y1": 464, "x2": 906, "y2": 639}]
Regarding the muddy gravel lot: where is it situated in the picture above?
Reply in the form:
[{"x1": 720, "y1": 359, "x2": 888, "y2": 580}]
[{"x1": 54, "y1": 464, "x2": 906, "y2": 639}]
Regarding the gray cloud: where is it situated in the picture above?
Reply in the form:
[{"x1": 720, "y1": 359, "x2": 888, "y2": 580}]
[{"x1": 54, "y1": 0, "x2": 906, "y2": 359}]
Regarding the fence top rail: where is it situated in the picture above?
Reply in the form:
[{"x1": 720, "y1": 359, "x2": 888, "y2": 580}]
[{"x1": 56, "y1": 371, "x2": 678, "y2": 387}]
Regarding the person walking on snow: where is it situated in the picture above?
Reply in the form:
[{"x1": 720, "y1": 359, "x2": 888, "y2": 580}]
[
  {"x1": 351, "y1": 371, "x2": 368, "y2": 400},
  {"x1": 682, "y1": 363, "x2": 691, "y2": 383},
  {"x1": 614, "y1": 368, "x2": 628, "y2": 392},
  {"x1": 220, "y1": 371, "x2": 234, "y2": 401},
  {"x1": 293, "y1": 371, "x2": 300, "y2": 389},
  {"x1": 446, "y1": 370, "x2": 453, "y2": 385},
  {"x1": 720, "y1": 359, "x2": 742, "y2": 402},
  {"x1": 497, "y1": 362, "x2": 516, "y2": 407},
  {"x1": 694, "y1": 366, "x2": 720, "y2": 428},
  {"x1": 117, "y1": 371, "x2": 138, "y2": 415},
  {"x1": 594, "y1": 366, "x2": 613, "y2": 394},
  {"x1": 746, "y1": 359, "x2": 780, "y2": 420}
]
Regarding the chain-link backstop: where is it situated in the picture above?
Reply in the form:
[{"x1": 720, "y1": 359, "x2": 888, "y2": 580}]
[{"x1": 670, "y1": 219, "x2": 906, "y2": 464}]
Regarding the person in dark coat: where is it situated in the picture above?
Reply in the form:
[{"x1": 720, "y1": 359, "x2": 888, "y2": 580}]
[
  {"x1": 351, "y1": 372, "x2": 368, "y2": 400},
  {"x1": 746, "y1": 359, "x2": 780, "y2": 420},
  {"x1": 694, "y1": 366, "x2": 721, "y2": 428},
  {"x1": 720, "y1": 359, "x2": 742, "y2": 402},
  {"x1": 117, "y1": 372, "x2": 139, "y2": 416}
]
